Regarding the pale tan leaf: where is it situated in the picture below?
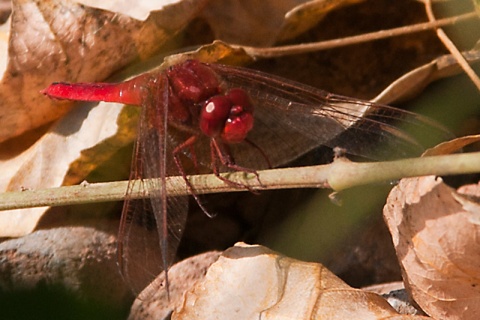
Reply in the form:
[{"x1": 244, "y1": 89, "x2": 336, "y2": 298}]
[
  {"x1": 0, "y1": 102, "x2": 137, "y2": 237},
  {"x1": 452, "y1": 192, "x2": 480, "y2": 226},
  {"x1": 384, "y1": 176, "x2": 480, "y2": 320},
  {"x1": 172, "y1": 243, "x2": 429, "y2": 320},
  {"x1": 129, "y1": 251, "x2": 222, "y2": 320},
  {"x1": 0, "y1": 0, "x2": 206, "y2": 143},
  {"x1": 77, "y1": 0, "x2": 186, "y2": 21}
]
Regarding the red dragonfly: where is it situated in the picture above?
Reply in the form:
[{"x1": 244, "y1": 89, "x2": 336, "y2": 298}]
[{"x1": 43, "y1": 59, "x2": 448, "y2": 297}]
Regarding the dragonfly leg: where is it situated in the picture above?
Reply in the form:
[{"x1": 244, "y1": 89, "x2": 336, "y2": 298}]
[
  {"x1": 188, "y1": 141, "x2": 200, "y2": 174},
  {"x1": 173, "y1": 136, "x2": 215, "y2": 217},
  {"x1": 244, "y1": 138, "x2": 272, "y2": 169},
  {"x1": 210, "y1": 138, "x2": 263, "y2": 192}
]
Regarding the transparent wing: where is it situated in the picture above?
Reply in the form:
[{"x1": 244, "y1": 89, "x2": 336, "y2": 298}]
[
  {"x1": 207, "y1": 63, "x2": 451, "y2": 168},
  {"x1": 117, "y1": 75, "x2": 188, "y2": 297}
]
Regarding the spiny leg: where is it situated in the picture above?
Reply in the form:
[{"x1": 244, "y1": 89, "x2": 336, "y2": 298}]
[
  {"x1": 210, "y1": 138, "x2": 263, "y2": 192},
  {"x1": 244, "y1": 138, "x2": 272, "y2": 169},
  {"x1": 173, "y1": 135, "x2": 215, "y2": 218}
]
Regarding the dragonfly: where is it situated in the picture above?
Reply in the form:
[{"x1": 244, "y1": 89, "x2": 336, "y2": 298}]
[{"x1": 42, "y1": 59, "x2": 449, "y2": 297}]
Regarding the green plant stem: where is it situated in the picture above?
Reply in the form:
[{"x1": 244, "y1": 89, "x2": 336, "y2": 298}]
[{"x1": 0, "y1": 152, "x2": 479, "y2": 211}]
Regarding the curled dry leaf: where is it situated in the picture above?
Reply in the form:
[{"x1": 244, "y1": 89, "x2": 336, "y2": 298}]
[
  {"x1": 173, "y1": 243, "x2": 429, "y2": 320},
  {"x1": 422, "y1": 134, "x2": 480, "y2": 156},
  {"x1": 200, "y1": 0, "x2": 362, "y2": 47},
  {"x1": 275, "y1": 0, "x2": 364, "y2": 43},
  {"x1": 0, "y1": 226, "x2": 131, "y2": 307},
  {"x1": 373, "y1": 49, "x2": 480, "y2": 105},
  {"x1": 384, "y1": 176, "x2": 480, "y2": 319},
  {"x1": 0, "y1": 0, "x2": 206, "y2": 143}
]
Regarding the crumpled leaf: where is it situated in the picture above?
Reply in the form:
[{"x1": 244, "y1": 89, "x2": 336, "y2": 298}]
[
  {"x1": 384, "y1": 176, "x2": 480, "y2": 320},
  {"x1": 0, "y1": 0, "x2": 206, "y2": 143},
  {"x1": 201, "y1": 0, "x2": 362, "y2": 47},
  {"x1": 129, "y1": 251, "x2": 222, "y2": 320},
  {"x1": 173, "y1": 243, "x2": 429, "y2": 319}
]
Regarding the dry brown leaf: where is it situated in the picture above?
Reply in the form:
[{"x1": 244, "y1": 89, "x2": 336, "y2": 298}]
[
  {"x1": 0, "y1": 0, "x2": 206, "y2": 143},
  {"x1": 373, "y1": 50, "x2": 480, "y2": 105},
  {"x1": 384, "y1": 176, "x2": 480, "y2": 319},
  {"x1": 275, "y1": 0, "x2": 364, "y2": 43},
  {"x1": 200, "y1": 0, "x2": 362, "y2": 47},
  {"x1": 422, "y1": 134, "x2": 480, "y2": 156},
  {"x1": 163, "y1": 40, "x2": 254, "y2": 66},
  {"x1": 171, "y1": 243, "x2": 429, "y2": 320}
]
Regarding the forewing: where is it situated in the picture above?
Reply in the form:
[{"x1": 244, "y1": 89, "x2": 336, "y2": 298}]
[
  {"x1": 208, "y1": 63, "x2": 451, "y2": 168},
  {"x1": 117, "y1": 75, "x2": 188, "y2": 297}
]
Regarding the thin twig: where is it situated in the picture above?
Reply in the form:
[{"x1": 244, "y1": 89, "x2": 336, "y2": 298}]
[
  {"x1": 423, "y1": 1, "x2": 480, "y2": 91},
  {"x1": 237, "y1": 12, "x2": 477, "y2": 59},
  {"x1": 0, "y1": 152, "x2": 480, "y2": 211}
]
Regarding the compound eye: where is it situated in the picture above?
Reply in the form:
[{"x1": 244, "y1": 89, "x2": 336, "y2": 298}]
[
  {"x1": 200, "y1": 95, "x2": 231, "y2": 137},
  {"x1": 226, "y1": 88, "x2": 253, "y2": 113},
  {"x1": 221, "y1": 112, "x2": 254, "y2": 144}
]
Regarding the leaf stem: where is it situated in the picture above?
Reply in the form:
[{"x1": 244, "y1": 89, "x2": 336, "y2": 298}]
[{"x1": 423, "y1": 0, "x2": 480, "y2": 91}]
